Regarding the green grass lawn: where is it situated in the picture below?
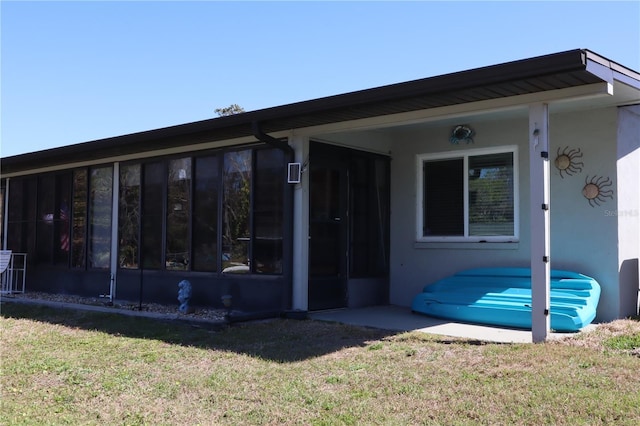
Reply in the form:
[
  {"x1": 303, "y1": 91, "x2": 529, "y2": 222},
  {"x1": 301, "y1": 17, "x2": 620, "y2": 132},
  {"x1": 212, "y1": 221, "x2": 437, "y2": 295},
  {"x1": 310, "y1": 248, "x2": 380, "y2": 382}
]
[{"x1": 2, "y1": 303, "x2": 640, "y2": 425}]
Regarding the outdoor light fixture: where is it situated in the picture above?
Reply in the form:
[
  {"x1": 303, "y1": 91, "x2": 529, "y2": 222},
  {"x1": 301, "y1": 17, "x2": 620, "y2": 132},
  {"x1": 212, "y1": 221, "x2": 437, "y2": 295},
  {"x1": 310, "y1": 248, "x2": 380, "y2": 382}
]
[{"x1": 287, "y1": 162, "x2": 301, "y2": 183}]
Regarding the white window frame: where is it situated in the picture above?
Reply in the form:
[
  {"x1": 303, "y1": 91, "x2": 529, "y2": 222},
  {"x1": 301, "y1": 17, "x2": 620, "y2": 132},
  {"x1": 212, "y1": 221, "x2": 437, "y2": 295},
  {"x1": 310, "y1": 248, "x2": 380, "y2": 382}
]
[{"x1": 416, "y1": 145, "x2": 519, "y2": 243}]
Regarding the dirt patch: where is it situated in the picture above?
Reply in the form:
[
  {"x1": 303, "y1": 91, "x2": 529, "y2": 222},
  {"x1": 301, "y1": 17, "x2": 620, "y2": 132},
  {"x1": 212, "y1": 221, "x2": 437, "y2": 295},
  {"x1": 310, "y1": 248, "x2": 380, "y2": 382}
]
[{"x1": 557, "y1": 318, "x2": 640, "y2": 353}]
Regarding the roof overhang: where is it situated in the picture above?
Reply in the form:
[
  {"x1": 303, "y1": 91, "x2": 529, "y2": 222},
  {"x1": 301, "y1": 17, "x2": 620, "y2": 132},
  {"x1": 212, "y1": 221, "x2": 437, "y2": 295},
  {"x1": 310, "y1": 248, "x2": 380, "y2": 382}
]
[{"x1": 2, "y1": 49, "x2": 639, "y2": 176}]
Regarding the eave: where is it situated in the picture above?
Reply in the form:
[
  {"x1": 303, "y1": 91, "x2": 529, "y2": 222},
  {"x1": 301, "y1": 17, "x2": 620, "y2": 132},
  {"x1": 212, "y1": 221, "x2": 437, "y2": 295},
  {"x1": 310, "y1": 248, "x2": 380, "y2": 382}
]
[{"x1": 2, "y1": 49, "x2": 639, "y2": 176}]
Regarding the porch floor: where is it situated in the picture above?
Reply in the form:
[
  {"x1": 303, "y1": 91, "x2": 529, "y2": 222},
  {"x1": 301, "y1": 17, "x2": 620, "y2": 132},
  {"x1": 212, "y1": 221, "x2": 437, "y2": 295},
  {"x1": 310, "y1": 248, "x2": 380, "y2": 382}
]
[
  {"x1": 2, "y1": 295, "x2": 594, "y2": 343},
  {"x1": 309, "y1": 305, "x2": 593, "y2": 343}
]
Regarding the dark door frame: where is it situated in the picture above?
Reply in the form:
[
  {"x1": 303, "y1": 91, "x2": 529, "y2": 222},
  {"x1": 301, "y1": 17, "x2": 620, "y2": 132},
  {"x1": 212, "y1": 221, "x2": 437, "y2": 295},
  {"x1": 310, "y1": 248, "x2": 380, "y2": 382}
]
[{"x1": 307, "y1": 141, "x2": 391, "y2": 311}]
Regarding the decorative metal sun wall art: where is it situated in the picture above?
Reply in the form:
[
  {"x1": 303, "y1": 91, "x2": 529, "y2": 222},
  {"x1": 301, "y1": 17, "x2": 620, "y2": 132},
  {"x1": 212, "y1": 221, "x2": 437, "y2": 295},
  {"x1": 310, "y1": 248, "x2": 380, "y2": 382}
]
[
  {"x1": 582, "y1": 175, "x2": 614, "y2": 207},
  {"x1": 554, "y1": 146, "x2": 584, "y2": 178},
  {"x1": 450, "y1": 125, "x2": 474, "y2": 144}
]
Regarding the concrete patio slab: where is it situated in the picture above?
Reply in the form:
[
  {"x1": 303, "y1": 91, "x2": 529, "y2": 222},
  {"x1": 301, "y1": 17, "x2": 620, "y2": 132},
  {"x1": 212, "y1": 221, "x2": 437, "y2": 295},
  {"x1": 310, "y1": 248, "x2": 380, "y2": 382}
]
[
  {"x1": 2, "y1": 295, "x2": 594, "y2": 343},
  {"x1": 309, "y1": 305, "x2": 587, "y2": 343}
]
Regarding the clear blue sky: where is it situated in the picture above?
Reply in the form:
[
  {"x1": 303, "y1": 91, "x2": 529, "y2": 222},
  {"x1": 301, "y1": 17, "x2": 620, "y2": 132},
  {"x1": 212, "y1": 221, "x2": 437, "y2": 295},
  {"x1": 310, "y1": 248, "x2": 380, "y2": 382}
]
[{"x1": 2, "y1": 1, "x2": 639, "y2": 157}]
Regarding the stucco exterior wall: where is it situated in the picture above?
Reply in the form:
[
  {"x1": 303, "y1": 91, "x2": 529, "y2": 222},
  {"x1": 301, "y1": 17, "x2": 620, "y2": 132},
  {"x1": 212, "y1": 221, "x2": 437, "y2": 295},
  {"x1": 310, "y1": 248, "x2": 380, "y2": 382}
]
[
  {"x1": 388, "y1": 107, "x2": 623, "y2": 322},
  {"x1": 549, "y1": 108, "x2": 620, "y2": 321},
  {"x1": 616, "y1": 104, "x2": 640, "y2": 318}
]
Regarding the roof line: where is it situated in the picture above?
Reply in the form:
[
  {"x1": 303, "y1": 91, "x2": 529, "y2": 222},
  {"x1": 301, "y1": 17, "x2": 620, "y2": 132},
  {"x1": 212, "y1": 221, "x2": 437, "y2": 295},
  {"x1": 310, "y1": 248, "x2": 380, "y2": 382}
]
[{"x1": 3, "y1": 49, "x2": 639, "y2": 175}]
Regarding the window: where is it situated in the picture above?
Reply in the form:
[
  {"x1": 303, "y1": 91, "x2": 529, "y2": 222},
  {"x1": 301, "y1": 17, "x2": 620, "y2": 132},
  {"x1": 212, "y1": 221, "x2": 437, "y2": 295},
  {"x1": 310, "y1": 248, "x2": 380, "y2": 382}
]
[
  {"x1": 166, "y1": 158, "x2": 191, "y2": 270},
  {"x1": 55, "y1": 173, "x2": 72, "y2": 266},
  {"x1": 222, "y1": 150, "x2": 251, "y2": 274},
  {"x1": 34, "y1": 173, "x2": 74, "y2": 265},
  {"x1": 253, "y1": 148, "x2": 285, "y2": 274},
  {"x1": 141, "y1": 162, "x2": 164, "y2": 269},
  {"x1": 71, "y1": 169, "x2": 87, "y2": 268},
  {"x1": 6, "y1": 168, "x2": 113, "y2": 270},
  {"x1": 115, "y1": 146, "x2": 287, "y2": 274},
  {"x1": 7, "y1": 177, "x2": 37, "y2": 261},
  {"x1": 36, "y1": 175, "x2": 55, "y2": 263},
  {"x1": 192, "y1": 155, "x2": 219, "y2": 271},
  {"x1": 88, "y1": 166, "x2": 113, "y2": 268},
  {"x1": 118, "y1": 164, "x2": 140, "y2": 269},
  {"x1": 417, "y1": 146, "x2": 518, "y2": 242}
]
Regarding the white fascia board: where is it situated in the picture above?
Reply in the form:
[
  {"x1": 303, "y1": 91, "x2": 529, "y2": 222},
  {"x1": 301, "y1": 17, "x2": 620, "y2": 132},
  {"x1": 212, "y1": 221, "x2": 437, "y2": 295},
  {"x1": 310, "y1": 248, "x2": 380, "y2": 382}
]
[
  {"x1": 1, "y1": 135, "x2": 262, "y2": 178},
  {"x1": 296, "y1": 82, "x2": 613, "y2": 137},
  {"x1": 586, "y1": 54, "x2": 640, "y2": 91}
]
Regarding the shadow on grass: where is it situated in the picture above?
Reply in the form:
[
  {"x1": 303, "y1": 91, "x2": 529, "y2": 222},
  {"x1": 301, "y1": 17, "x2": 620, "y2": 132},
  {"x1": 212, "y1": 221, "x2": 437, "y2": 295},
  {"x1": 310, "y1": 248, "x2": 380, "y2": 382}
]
[{"x1": 1, "y1": 301, "x2": 395, "y2": 363}]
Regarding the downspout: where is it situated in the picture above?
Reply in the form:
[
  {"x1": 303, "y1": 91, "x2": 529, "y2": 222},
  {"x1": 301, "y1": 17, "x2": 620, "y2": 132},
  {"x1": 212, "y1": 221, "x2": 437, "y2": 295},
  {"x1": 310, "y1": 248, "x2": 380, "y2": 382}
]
[
  {"x1": 251, "y1": 121, "x2": 296, "y2": 314},
  {"x1": 251, "y1": 121, "x2": 294, "y2": 156}
]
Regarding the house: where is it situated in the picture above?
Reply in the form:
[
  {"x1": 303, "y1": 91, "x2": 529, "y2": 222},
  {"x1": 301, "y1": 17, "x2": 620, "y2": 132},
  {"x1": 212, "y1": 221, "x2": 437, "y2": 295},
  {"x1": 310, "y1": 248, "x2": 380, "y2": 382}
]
[{"x1": 2, "y1": 49, "x2": 639, "y2": 340}]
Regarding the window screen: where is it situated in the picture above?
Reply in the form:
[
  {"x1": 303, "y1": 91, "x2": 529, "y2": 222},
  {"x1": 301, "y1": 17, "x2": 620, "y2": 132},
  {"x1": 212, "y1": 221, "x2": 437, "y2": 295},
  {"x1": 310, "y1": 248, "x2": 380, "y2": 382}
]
[
  {"x1": 468, "y1": 152, "x2": 514, "y2": 236},
  {"x1": 118, "y1": 164, "x2": 140, "y2": 269},
  {"x1": 166, "y1": 158, "x2": 191, "y2": 271},
  {"x1": 88, "y1": 167, "x2": 113, "y2": 269},
  {"x1": 192, "y1": 156, "x2": 219, "y2": 272}
]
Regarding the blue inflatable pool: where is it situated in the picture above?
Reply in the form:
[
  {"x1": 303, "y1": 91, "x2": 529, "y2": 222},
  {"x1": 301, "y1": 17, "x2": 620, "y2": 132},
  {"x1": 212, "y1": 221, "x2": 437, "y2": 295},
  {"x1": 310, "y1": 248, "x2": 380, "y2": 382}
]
[{"x1": 411, "y1": 268, "x2": 600, "y2": 332}]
